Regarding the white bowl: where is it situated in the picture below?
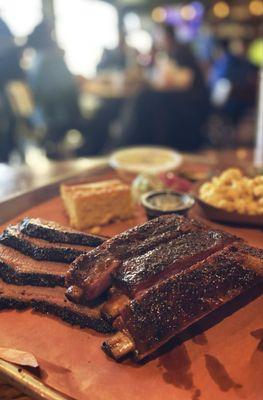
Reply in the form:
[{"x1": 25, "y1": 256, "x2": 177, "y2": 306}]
[{"x1": 109, "y1": 146, "x2": 183, "y2": 179}]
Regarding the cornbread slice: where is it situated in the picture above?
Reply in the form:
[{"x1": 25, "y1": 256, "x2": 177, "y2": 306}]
[{"x1": 61, "y1": 180, "x2": 134, "y2": 229}]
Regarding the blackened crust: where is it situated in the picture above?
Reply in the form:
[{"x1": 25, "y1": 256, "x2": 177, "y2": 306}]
[
  {"x1": 120, "y1": 245, "x2": 263, "y2": 359},
  {"x1": 113, "y1": 230, "x2": 237, "y2": 296},
  {"x1": 20, "y1": 218, "x2": 106, "y2": 246},
  {"x1": 0, "y1": 280, "x2": 113, "y2": 333},
  {"x1": 0, "y1": 261, "x2": 65, "y2": 287},
  {"x1": 0, "y1": 296, "x2": 112, "y2": 332},
  {"x1": 66, "y1": 215, "x2": 212, "y2": 302},
  {"x1": 0, "y1": 225, "x2": 86, "y2": 263}
]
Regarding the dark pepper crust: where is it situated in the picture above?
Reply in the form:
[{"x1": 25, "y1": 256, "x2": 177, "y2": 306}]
[
  {"x1": 121, "y1": 246, "x2": 263, "y2": 358},
  {"x1": 0, "y1": 296, "x2": 113, "y2": 333},
  {"x1": 0, "y1": 226, "x2": 86, "y2": 263},
  {"x1": 20, "y1": 217, "x2": 106, "y2": 247},
  {"x1": 0, "y1": 261, "x2": 65, "y2": 287},
  {"x1": 105, "y1": 215, "x2": 207, "y2": 259},
  {"x1": 0, "y1": 281, "x2": 113, "y2": 333},
  {"x1": 66, "y1": 215, "x2": 210, "y2": 296},
  {"x1": 113, "y1": 230, "x2": 237, "y2": 296}
]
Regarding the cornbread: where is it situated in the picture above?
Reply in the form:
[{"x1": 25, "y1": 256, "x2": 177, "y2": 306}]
[{"x1": 61, "y1": 180, "x2": 134, "y2": 229}]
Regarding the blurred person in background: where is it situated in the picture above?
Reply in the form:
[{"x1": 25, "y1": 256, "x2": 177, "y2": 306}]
[
  {"x1": 113, "y1": 23, "x2": 209, "y2": 151},
  {"x1": 209, "y1": 38, "x2": 258, "y2": 124},
  {"x1": 79, "y1": 31, "x2": 139, "y2": 156},
  {"x1": 193, "y1": 23, "x2": 215, "y2": 79},
  {"x1": 26, "y1": 19, "x2": 82, "y2": 157},
  {"x1": 97, "y1": 31, "x2": 138, "y2": 72},
  {"x1": 0, "y1": 12, "x2": 24, "y2": 161},
  {"x1": 158, "y1": 24, "x2": 208, "y2": 97},
  {"x1": 0, "y1": 12, "x2": 24, "y2": 89}
]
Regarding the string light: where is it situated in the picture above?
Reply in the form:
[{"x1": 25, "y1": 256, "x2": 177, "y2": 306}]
[
  {"x1": 213, "y1": 2, "x2": 230, "y2": 18},
  {"x1": 180, "y1": 5, "x2": 197, "y2": 21},
  {"x1": 151, "y1": 7, "x2": 167, "y2": 23},
  {"x1": 249, "y1": 0, "x2": 263, "y2": 16}
]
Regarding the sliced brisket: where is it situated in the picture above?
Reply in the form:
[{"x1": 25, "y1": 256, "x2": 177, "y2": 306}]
[
  {"x1": 20, "y1": 217, "x2": 106, "y2": 246},
  {"x1": 0, "y1": 225, "x2": 92, "y2": 263},
  {"x1": 0, "y1": 244, "x2": 66, "y2": 287},
  {"x1": 0, "y1": 218, "x2": 105, "y2": 287},
  {"x1": 0, "y1": 279, "x2": 112, "y2": 333}
]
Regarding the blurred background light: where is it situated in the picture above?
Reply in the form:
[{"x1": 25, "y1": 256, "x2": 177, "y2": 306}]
[
  {"x1": 249, "y1": 0, "x2": 263, "y2": 16},
  {"x1": 180, "y1": 5, "x2": 197, "y2": 21},
  {"x1": 126, "y1": 29, "x2": 152, "y2": 54},
  {"x1": 0, "y1": 0, "x2": 42, "y2": 37},
  {"x1": 213, "y1": 2, "x2": 230, "y2": 19},
  {"x1": 151, "y1": 7, "x2": 167, "y2": 23},
  {"x1": 191, "y1": 1, "x2": 204, "y2": 16},
  {"x1": 54, "y1": 0, "x2": 118, "y2": 77},
  {"x1": 124, "y1": 12, "x2": 141, "y2": 32}
]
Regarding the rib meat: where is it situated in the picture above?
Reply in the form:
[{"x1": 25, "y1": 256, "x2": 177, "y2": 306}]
[
  {"x1": 113, "y1": 230, "x2": 236, "y2": 297},
  {"x1": 105, "y1": 214, "x2": 206, "y2": 258},
  {"x1": 66, "y1": 215, "x2": 210, "y2": 302},
  {"x1": 102, "y1": 244, "x2": 263, "y2": 360}
]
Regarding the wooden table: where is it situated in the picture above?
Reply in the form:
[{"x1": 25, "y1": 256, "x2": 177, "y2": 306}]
[
  {"x1": 0, "y1": 158, "x2": 107, "y2": 202},
  {"x1": 0, "y1": 148, "x2": 255, "y2": 203}
]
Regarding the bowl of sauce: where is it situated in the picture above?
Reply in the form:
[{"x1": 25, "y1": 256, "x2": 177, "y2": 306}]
[{"x1": 141, "y1": 190, "x2": 195, "y2": 219}]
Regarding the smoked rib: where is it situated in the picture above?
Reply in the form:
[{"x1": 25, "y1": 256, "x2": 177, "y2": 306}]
[
  {"x1": 102, "y1": 244, "x2": 263, "y2": 360},
  {"x1": 113, "y1": 230, "x2": 236, "y2": 297},
  {"x1": 66, "y1": 215, "x2": 236, "y2": 302}
]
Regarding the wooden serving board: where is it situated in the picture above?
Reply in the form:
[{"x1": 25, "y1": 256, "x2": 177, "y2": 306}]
[{"x1": 0, "y1": 171, "x2": 262, "y2": 400}]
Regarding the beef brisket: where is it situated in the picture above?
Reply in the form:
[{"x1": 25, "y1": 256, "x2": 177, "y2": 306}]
[
  {"x1": 20, "y1": 217, "x2": 106, "y2": 246},
  {"x1": 0, "y1": 279, "x2": 112, "y2": 333},
  {"x1": 0, "y1": 224, "x2": 92, "y2": 263},
  {"x1": 0, "y1": 218, "x2": 105, "y2": 287},
  {"x1": 0, "y1": 244, "x2": 66, "y2": 287}
]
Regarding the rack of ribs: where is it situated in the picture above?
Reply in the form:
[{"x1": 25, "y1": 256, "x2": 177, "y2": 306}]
[
  {"x1": 66, "y1": 214, "x2": 238, "y2": 303},
  {"x1": 102, "y1": 244, "x2": 263, "y2": 360}
]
